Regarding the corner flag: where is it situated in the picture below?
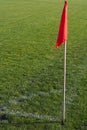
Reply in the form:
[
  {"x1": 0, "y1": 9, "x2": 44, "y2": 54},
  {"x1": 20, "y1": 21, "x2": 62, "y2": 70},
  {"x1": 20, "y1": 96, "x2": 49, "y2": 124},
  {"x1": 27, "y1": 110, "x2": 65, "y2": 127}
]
[{"x1": 55, "y1": 1, "x2": 68, "y2": 125}]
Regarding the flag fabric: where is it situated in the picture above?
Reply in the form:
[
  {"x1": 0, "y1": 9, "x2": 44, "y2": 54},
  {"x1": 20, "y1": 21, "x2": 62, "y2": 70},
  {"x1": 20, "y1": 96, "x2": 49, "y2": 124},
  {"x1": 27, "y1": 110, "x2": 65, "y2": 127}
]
[{"x1": 56, "y1": 1, "x2": 68, "y2": 48}]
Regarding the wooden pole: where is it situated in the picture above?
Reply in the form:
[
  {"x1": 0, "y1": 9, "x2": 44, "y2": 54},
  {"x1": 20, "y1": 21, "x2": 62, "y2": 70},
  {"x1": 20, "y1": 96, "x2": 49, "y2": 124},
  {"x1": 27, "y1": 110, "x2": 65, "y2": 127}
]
[
  {"x1": 62, "y1": 0, "x2": 68, "y2": 125},
  {"x1": 62, "y1": 41, "x2": 66, "y2": 125}
]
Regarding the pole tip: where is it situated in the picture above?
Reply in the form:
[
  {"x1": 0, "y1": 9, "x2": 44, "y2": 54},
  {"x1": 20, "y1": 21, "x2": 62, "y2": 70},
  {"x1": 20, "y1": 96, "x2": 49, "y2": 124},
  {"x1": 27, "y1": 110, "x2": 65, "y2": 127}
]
[{"x1": 65, "y1": 0, "x2": 68, "y2": 4}]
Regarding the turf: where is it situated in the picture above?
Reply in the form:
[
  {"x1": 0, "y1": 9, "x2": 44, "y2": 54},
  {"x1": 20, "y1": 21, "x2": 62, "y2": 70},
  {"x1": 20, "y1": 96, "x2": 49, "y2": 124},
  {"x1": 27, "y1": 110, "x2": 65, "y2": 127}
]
[{"x1": 0, "y1": 0, "x2": 87, "y2": 129}]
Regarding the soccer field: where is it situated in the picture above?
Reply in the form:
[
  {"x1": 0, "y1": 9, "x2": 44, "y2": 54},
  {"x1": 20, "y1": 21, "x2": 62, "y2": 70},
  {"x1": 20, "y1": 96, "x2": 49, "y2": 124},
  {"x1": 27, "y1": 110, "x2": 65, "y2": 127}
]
[{"x1": 0, "y1": 0, "x2": 87, "y2": 129}]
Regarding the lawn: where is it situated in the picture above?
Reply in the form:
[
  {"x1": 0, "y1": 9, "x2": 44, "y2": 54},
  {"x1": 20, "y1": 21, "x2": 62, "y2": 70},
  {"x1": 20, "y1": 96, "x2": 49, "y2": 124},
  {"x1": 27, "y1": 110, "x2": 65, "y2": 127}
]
[{"x1": 0, "y1": 0, "x2": 87, "y2": 129}]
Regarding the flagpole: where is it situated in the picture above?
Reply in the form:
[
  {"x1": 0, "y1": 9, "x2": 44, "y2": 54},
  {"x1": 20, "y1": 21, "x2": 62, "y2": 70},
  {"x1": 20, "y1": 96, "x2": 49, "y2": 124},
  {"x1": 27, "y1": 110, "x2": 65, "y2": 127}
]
[
  {"x1": 55, "y1": 0, "x2": 68, "y2": 124},
  {"x1": 62, "y1": 41, "x2": 66, "y2": 125},
  {"x1": 62, "y1": 0, "x2": 67, "y2": 125}
]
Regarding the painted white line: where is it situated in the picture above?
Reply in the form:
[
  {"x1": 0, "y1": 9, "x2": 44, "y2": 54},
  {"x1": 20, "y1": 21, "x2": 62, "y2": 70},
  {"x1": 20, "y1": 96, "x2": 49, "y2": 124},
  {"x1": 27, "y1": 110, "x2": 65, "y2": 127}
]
[
  {"x1": 0, "y1": 107, "x2": 58, "y2": 121},
  {"x1": 9, "y1": 89, "x2": 62, "y2": 104},
  {"x1": 0, "y1": 87, "x2": 78, "y2": 122},
  {"x1": 9, "y1": 88, "x2": 77, "y2": 107}
]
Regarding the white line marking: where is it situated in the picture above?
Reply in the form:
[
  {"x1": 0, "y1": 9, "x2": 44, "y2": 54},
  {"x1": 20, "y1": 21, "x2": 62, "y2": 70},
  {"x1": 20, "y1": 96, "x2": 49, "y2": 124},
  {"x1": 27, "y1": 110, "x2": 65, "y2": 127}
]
[
  {"x1": 0, "y1": 107, "x2": 58, "y2": 121},
  {"x1": 9, "y1": 89, "x2": 62, "y2": 104},
  {"x1": 0, "y1": 87, "x2": 78, "y2": 122}
]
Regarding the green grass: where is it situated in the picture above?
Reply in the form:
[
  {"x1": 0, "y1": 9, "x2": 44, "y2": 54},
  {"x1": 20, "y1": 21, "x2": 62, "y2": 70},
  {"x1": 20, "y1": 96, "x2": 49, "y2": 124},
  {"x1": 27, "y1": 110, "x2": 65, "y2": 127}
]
[{"x1": 0, "y1": 0, "x2": 87, "y2": 129}]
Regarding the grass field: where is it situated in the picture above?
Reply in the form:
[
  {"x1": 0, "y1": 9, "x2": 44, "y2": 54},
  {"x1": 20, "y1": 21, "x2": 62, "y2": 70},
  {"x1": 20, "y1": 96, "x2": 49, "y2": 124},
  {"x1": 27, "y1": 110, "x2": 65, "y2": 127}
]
[{"x1": 0, "y1": 0, "x2": 87, "y2": 129}]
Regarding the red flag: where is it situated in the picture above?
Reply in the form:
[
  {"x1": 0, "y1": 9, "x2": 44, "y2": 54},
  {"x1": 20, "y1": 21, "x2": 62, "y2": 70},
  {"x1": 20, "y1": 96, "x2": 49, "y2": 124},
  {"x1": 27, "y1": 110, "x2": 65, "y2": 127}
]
[{"x1": 56, "y1": 1, "x2": 68, "y2": 48}]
